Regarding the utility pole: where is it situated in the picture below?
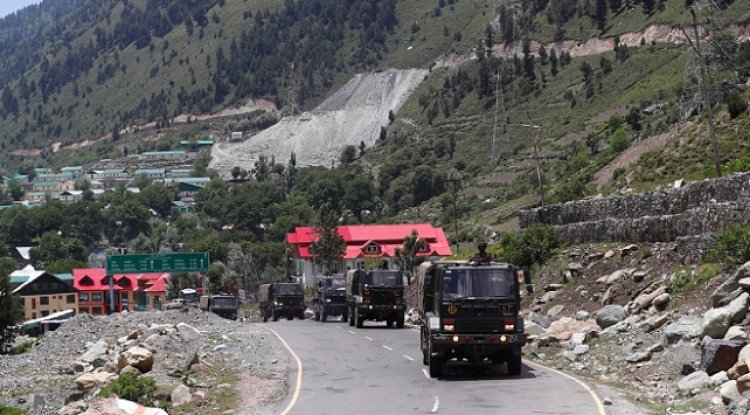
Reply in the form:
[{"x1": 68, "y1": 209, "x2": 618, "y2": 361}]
[
  {"x1": 446, "y1": 168, "x2": 462, "y2": 255},
  {"x1": 520, "y1": 117, "x2": 545, "y2": 207}
]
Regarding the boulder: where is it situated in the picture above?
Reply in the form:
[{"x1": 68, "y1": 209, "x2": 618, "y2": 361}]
[
  {"x1": 58, "y1": 401, "x2": 88, "y2": 415},
  {"x1": 524, "y1": 320, "x2": 546, "y2": 336},
  {"x1": 630, "y1": 286, "x2": 667, "y2": 313},
  {"x1": 117, "y1": 346, "x2": 154, "y2": 374},
  {"x1": 604, "y1": 250, "x2": 615, "y2": 259},
  {"x1": 80, "y1": 340, "x2": 109, "y2": 364},
  {"x1": 80, "y1": 397, "x2": 167, "y2": 415},
  {"x1": 620, "y1": 244, "x2": 638, "y2": 256},
  {"x1": 177, "y1": 323, "x2": 201, "y2": 342},
  {"x1": 544, "y1": 283, "x2": 565, "y2": 292},
  {"x1": 738, "y1": 373, "x2": 750, "y2": 393},
  {"x1": 626, "y1": 352, "x2": 651, "y2": 363},
  {"x1": 700, "y1": 339, "x2": 745, "y2": 375},
  {"x1": 171, "y1": 385, "x2": 192, "y2": 407},
  {"x1": 75, "y1": 372, "x2": 118, "y2": 391},
  {"x1": 605, "y1": 269, "x2": 631, "y2": 285},
  {"x1": 739, "y1": 277, "x2": 750, "y2": 290},
  {"x1": 727, "y1": 293, "x2": 749, "y2": 323},
  {"x1": 546, "y1": 317, "x2": 599, "y2": 341},
  {"x1": 184, "y1": 351, "x2": 200, "y2": 372},
  {"x1": 699, "y1": 307, "x2": 734, "y2": 339},
  {"x1": 575, "y1": 310, "x2": 590, "y2": 321},
  {"x1": 677, "y1": 371, "x2": 710, "y2": 392},
  {"x1": 721, "y1": 380, "x2": 742, "y2": 404},
  {"x1": 647, "y1": 343, "x2": 665, "y2": 354},
  {"x1": 596, "y1": 305, "x2": 628, "y2": 329},
  {"x1": 652, "y1": 293, "x2": 671, "y2": 308},
  {"x1": 728, "y1": 362, "x2": 749, "y2": 380},
  {"x1": 530, "y1": 313, "x2": 551, "y2": 329},
  {"x1": 711, "y1": 371, "x2": 729, "y2": 385},
  {"x1": 547, "y1": 305, "x2": 565, "y2": 320},
  {"x1": 568, "y1": 262, "x2": 583, "y2": 273},
  {"x1": 640, "y1": 314, "x2": 668, "y2": 333},
  {"x1": 540, "y1": 290, "x2": 558, "y2": 303},
  {"x1": 665, "y1": 317, "x2": 701, "y2": 344},
  {"x1": 632, "y1": 270, "x2": 648, "y2": 283},
  {"x1": 713, "y1": 262, "x2": 750, "y2": 307},
  {"x1": 725, "y1": 326, "x2": 748, "y2": 341},
  {"x1": 572, "y1": 345, "x2": 589, "y2": 356}
]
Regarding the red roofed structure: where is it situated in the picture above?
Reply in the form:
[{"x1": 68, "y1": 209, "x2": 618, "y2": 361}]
[
  {"x1": 73, "y1": 269, "x2": 170, "y2": 314},
  {"x1": 287, "y1": 223, "x2": 451, "y2": 284}
]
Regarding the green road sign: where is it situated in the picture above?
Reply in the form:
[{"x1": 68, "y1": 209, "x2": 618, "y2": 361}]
[{"x1": 106, "y1": 252, "x2": 210, "y2": 274}]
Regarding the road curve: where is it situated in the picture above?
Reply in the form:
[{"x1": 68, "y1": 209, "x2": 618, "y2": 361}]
[{"x1": 262, "y1": 319, "x2": 607, "y2": 415}]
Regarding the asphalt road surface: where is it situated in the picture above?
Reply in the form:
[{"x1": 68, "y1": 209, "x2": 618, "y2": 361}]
[{"x1": 262, "y1": 319, "x2": 607, "y2": 415}]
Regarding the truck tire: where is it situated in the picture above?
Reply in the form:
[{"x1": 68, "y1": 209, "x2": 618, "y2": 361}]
[
  {"x1": 321, "y1": 310, "x2": 327, "y2": 322},
  {"x1": 298, "y1": 310, "x2": 305, "y2": 320},
  {"x1": 314, "y1": 310, "x2": 320, "y2": 321},
  {"x1": 507, "y1": 355, "x2": 522, "y2": 376},
  {"x1": 396, "y1": 313, "x2": 405, "y2": 329},
  {"x1": 386, "y1": 319, "x2": 393, "y2": 327},
  {"x1": 421, "y1": 336, "x2": 428, "y2": 365},
  {"x1": 348, "y1": 307, "x2": 355, "y2": 326},
  {"x1": 355, "y1": 308, "x2": 364, "y2": 328},
  {"x1": 262, "y1": 309, "x2": 268, "y2": 323},
  {"x1": 342, "y1": 310, "x2": 348, "y2": 323},
  {"x1": 272, "y1": 310, "x2": 279, "y2": 322}
]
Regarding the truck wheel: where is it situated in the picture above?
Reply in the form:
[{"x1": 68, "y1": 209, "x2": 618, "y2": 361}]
[
  {"x1": 396, "y1": 313, "x2": 405, "y2": 329},
  {"x1": 355, "y1": 308, "x2": 364, "y2": 328},
  {"x1": 321, "y1": 310, "x2": 327, "y2": 322},
  {"x1": 386, "y1": 319, "x2": 393, "y2": 327},
  {"x1": 507, "y1": 355, "x2": 522, "y2": 376},
  {"x1": 348, "y1": 308, "x2": 355, "y2": 326},
  {"x1": 262, "y1": 309, "x2": 268, "y2": 323},
  {"x1": 298, "y1": 310, "x2": 305, "y2": 320},
  {"x1": 314, "y1": 310, "x2": 320, "y2": 321},
  {"x1": 342, "y1": 310, "x2": 348, "y2": 323},
  {"x1": 421, "y1": 336, "x2": 428, "y2": 365},
  {"x1": 272, "y1": 311, "x2": 279, "y2": 322}
]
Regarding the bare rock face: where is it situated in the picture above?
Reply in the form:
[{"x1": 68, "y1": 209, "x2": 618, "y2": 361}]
[
  {"x1": 75, "y1": 372, "x2": 118, "y2": 391},
  {"x1": 117, "y1": 346, "x2": 154, "y2": 374}
]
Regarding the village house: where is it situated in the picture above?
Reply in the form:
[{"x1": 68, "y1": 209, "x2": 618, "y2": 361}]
[
  {"x1": 286, "y1": 223, "x2": 452, "y2": 286},
  {"x1": 140, "y1": 151, "x2": 187, "y2": 160},
  {"x1": 133, "y1": 167, "x2": 166, "y2": 180},
  {"x1": 73, "y1": 269, "x2": 170, "y2": 314},
  {"x1": 12, "y1": 270, "x2": 79, "y2": 321}
]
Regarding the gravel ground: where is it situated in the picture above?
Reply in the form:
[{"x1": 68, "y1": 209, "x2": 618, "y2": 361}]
[{"x1": 0, "y1": 308, "x2": 288, "y2": 415}]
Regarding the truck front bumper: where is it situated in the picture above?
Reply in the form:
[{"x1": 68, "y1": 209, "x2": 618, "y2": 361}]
[
  {"x1": 356, "y1": 304, "x2": 404, "y2": 319},
  {"x1": 430, "y1": 333, "x2": 522, "y2": 356}
]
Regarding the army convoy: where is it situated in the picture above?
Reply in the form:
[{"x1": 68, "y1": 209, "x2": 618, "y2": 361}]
[
  {"x1": 346, "y1": 269, "x2": 406, "y2": 328},
  {"x1": 198, "y1": 294, "x2": 239, "y2": 320},
  {"x1": 259, "y1": 282, "x2": 306, "y2": 322},
  {"x1": 417, "y1": 259, "x2": 532, "y2": 377},
  {"x1": 312, "y1": 276, "x2": 348, "y2": 322}
]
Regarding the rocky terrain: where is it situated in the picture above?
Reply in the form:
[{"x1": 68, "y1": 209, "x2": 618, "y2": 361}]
[
  {"x1": 523, "y1": 241, "x2": 750, "y2": 415},
  {"x1": 0, "y1": 308, "x2": 287, "y2": 415},
  {"x1": 210, "y1": 68, "x2": 427, "y2": 175}
]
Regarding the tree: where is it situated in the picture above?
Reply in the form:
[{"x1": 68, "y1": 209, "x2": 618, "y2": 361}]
[
  {"x1": 550, "y1": 48, "x2": 559, "y2": 76},
  {"x1": 309, "y1": 204, "x2": 345, "y2": 275},
  {"x1": 595, "y1": 0, "x2": 607, "y2": 32},
  {"x1": 642, "y1": 0, "x2": 654, "y2": 14},
  {"x1": 30, "y1": 232, "x2": 88, "y2": 269},
  {"x1": 7, "y1": 180, "x2": 24, "y2": 201},
  {"x1": 1, "y1": 256, "x2": 23, "y2": 352},
  {"x1": 46, "y1": 258, "x2": 88, "y2": 274},
  {"x1": 395, "y1": 230, "x2": 427, "y2": 283},
  {"x1": 609, "y1": 0, "x2": 621, "y2": 13},
  {"x1": 340, "y1": 145, "x2": 357, "y2": 166}
]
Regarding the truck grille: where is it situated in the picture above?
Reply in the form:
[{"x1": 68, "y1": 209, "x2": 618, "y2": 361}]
[
  {"x1": 327, "y1": 295, "x2": 346, "y2": 304},
  {"x1": 455, "y1": 318, "x2": 505, "y2": 334}
]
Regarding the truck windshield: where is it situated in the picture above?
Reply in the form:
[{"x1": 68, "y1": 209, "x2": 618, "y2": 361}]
[
  {"x1": 278, "y1": 284, "x2": 303, "y2": 295},
  {"x1": 325, "y1": 278, "x2": 346, "y2": 290},
  {"x1": 211, "y1": 297, "x2": 237, "y2": 306},
  {"x1": 364, "y1": 271, "x2": 402, "y2": 287},
  {"x1": 441, "y1": 268, "x2": 516, "y2": 298}
]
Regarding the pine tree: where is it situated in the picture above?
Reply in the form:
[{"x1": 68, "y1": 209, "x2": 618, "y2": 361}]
[
  {"x1": 310, "y1": 204, "x2": 346, "y2": 275},
  {"x1": 642, "y1": 0, "x2": 654, "y2": 14},
  {"x1": 595, "y1": 0, "x2": 608, "y2": 32},
  {"x1": 550, "y1": 49, "x2": 559, "y2": 76},
  {"x1": 609, "y1": 0, "x2": 621, "y2": 13}
]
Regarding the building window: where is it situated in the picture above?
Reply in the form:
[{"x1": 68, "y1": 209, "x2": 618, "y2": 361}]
[
  {"x1": 31, "y1": 298, "x2": 36, "y2": 309},
  {"x1": 41, "y1": 311, "x2": 49, "y2": 317},
  {"x1": 67, "y1": 295, "x2": 76, "y2": 304},
  {"x1": 31, "y1": 313, "x2": 36, "y2": 319},
  {"x1": 80, "y1": 293, "x2": 89, "y2": 303},
  {"x1": 92, "y1": 307, "x2": 102, "y2": 315},
  {"x1": 40, "y1": 296, "x2": 49, "y2": 305},
  {"x1": 91, "y1": 293, "x2": 103, "y2": 303}
]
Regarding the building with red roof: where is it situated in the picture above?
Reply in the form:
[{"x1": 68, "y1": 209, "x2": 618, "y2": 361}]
[
  {"x1": 73, "y1": 269, "x2": 170, "y2": 314},
  {"x1": 287, "y1": 223, "x2": 451, "y2": 284}
]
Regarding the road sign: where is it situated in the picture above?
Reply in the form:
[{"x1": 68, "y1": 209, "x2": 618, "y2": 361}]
[{"x1": 106, "y1": 252, "x2": 210, "y2": 274}]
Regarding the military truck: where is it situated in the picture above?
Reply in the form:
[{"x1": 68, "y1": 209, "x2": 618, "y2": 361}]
[
  {"x1": 346, "y1": 269, "x2": 405, "y2": 328},
  {"x1": 313, "y1": 276, "x2": 348, "y2": 322},
  {"x1": 259, "y1": 283, "x2": 305, "y2": 322},
  {"x1": 198, "y1": 294, "x2": 239, "y2": 320},
  {"x1": 417, "y1": 260, "x2": 532, "y2": 377}
]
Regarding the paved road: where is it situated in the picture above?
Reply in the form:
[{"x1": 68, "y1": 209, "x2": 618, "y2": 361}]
[{"x1": 262, "y1": 319, "x2": 607, "y2": 415}]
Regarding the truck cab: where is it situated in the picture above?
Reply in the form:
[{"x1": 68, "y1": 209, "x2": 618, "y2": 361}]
[
  {"x1": 313, "y1": 276, "x2": 348, "y2": 322},
  {"x1": 259, "y1": 283, "x2": 305, "y2": 322},
  {"x1": 346, "y1": 269, "x2": 405, "y2": 328},
  {"x1": 418, "y1": 261, "x2": 532, "y2": 377}
]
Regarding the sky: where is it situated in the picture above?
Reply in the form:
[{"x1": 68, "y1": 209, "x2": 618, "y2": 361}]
[{"x1": 0, "y1": 0, "x2": 42, "y2": 19}]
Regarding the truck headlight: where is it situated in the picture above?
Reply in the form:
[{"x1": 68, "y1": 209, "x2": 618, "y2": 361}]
[
  {"x1": 369, "y1": 305, "x2": 373, "y2": 309},
  {"x1": 273, "y1": 301, "x2": 279, "y2": 306},
  {"x1": 326, "y1": 298, "x2": 331, "y2": 303},
  {"x1": 500, "y1": 335, "x2": 507, "y2": 343},
  {"x1": 452, "y1": 335, "x2": 460, "y2": 342},
  {"x1": 444, "y1": 324, "x2": 455, "y2": 332},
  {"x1": 504, "y1": 324, "x2": 515, "y2": 331}
]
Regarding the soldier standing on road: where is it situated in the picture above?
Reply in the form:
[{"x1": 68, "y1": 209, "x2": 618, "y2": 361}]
[{"x1": 470, "y1": 242, "x2": 493, "y2": 264}]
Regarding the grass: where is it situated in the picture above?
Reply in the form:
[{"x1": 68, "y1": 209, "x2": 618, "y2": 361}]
[{"x1": 0, "y1": 405, "x2": 26, "y2": 415}]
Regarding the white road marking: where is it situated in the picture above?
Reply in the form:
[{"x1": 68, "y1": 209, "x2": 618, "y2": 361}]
[
  {"x1": 259, "y1": 325, "x2": 303, "y2": 415},
  {"x1": 348, "y1": 330, "x2": 356, "y2": 334},
  {"x1": 431, "y1": 396, "x2": 440, "y2": 413},
  {"x1": 422, "y1": 368, "x2": 431, "y2": 379},
  {"x1": 382, "y1": 345, "x2": 393, "y2": 351},
  {"x1": 403, "y1": 355, "x2": 415, "y2": 361},
  {"x1": 364, "y1": 336, "x2": 374, "y2": 341},
  {"x1": 526, "y1": 361, "x2": 608, "y2": 415}
]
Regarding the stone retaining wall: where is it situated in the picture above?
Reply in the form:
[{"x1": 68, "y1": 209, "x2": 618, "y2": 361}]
[{"x1": 518, "y1": 173, "x2": 750, "y2": 257}]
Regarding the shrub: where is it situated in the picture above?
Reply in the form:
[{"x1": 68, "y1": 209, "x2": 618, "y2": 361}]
[
  {"x1": 726, "y1": 93, "x2": 748, "y2": 119},
  {"x1": 9, "y1": 340, "x2": 35, "y2": 355},
  {"x1": 705, "y1": 225, "x2": 750, "y2": 271},
  {"x1": 500, "y1": 224, "x2": 560, "y2": 266},
  {"x1": 0, "y1": 405, "x2": 26, "y2": 415},
  {"x1": 100, "y1": 372, "x2": 156, "y2": 405}
]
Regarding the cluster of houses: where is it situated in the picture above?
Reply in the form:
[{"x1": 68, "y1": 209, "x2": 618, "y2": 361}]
[
  {"x1": 1, "y1": 142, "x2": 215, "y2": 215},
  {"x1": 9, "y1": 265, "x2": 171, "y2": 333}
]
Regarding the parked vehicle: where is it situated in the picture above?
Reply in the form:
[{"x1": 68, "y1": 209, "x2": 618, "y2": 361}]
[
  {"x1": 259, "y1": 283, "x2": 305, "y2": 322},
  {"x1": 417, "y1": 260, "x2": 532, "y2": 377},
  {"x1": 313, "y1": 276, "x2": 347, "y2": 322},
  {"x1": 198, "y1": 294, "x2": 239, "y2": 320},
  {"x1": 346, "y1": 269, "x2": 405, "y2": 328}
]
